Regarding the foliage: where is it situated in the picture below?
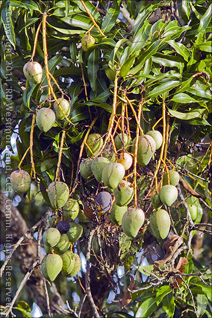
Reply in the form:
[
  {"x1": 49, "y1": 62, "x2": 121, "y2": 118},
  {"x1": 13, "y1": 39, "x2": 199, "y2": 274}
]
[{"x1": 0, "y1": 0, "x2": 212, "y2": 317}]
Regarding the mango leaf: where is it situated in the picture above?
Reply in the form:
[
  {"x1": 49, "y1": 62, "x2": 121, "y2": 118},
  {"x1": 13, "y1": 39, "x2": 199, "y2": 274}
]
[
  {"x1": 137, "y1": 264, "x2": 154, "y2": 276},
  {"x1": 162, "y1": 292, "x2": 175, "y2": 318},
  {"x1": 146, "y1": 80, "x2": 180, "y2": 99},
  {"x1": 155, "y1": 285, "x2": 172, "y2": 306},
  {"x1": 198, "y1": 4, "x2": 212, "y2": 34},
  {"x1": 195, "y1": 42, "x2": 212, "y2": 53},
  {"x1": 152, "y1": 55, "x2": 184, "y2": 71},
  {"x1": 10, "y1": 0, "x2": 39, "y2": 10},
  {"x1": 101, "y1": 5, "x2": 120, "y2": 34},
  {"x1": 167, "y1": 40, "x2": 190, "y2": 62},
  {"x1": 171, "y1": 93, "x2": 197, "y2": 103},
  {"x1": 87, "y1": 49, "x2": 100, "y2": 93},
  {"x1": 168, "y1": 108, "x2": 205, "y2": 120},
  {"x1": 120, "y1": 55, "x2": 136, "y2": 77},
  {"x1": 61, "y1": 15, "x2": 92, "y2": 29},
  {"x1": 132, "y1": 7, "x2": 153, "y2": 36},
  {"x1": 175, "y1": 77, "x2": 195, "y2": 94},
  {"x1": 18, "y1": 17, "x2": 40, "y2": 33},
  {"x1": 130, "y1": 21, "x2": 151, "y2": 55},
  {"x1": 182, "y1": 0, "x2": 191, "y2": 19},
  {"x1": 197, "y1": 294, "x2": 208, "y2": 316},
  {"x1": 194, "y1": 281, "x2": 212, "y2": 302},
  {"x1": 187, "y1": 84, "x2": 212, "y2": 100},
  {"x1": 136, "y1": 297, "x2": 157, "y2": 318},
  {"x1": 76, "y1": 0, "x2": 101, "y2": 21}
]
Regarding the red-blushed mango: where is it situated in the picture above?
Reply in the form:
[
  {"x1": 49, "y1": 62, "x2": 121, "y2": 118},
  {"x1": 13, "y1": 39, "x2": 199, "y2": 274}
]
[
  {"x1": 10, "y1": 170, "x2": 31, "y2": 194},
  {"x1": 48, "y1": 181, "x2": 69, "y2": 209},
  {"x1": 122, "y1": 208, "x2": 145, "y2": 238},
  {"x1": 36, "y1": 108, "x2": 56, "y2": 132},
  {"x1": 159, "y1": 185, "x2": 178, "y2": 207},
  {"x1": 146, "y1": 130, "x2": 163, "y2": 150},
  {"x1": 41, "y1": 254, "x2": 63, "y2": 282},
  {"x1": 53, "y1": 97, "x2": 71, "y2": 120},
  {"x1": 81, "y1": 34, "x2": 95, "y2": 51},
  {"x1": 132, "y1": 135, "x2": 156, "y2": 165},
  {"x1": 102, "y1": 162, "x2": 125, "y2": 189},
  {"x1": 113, "y1": 180, "x2": 134, "y2": 206},
  {"x1": 91, "y1": 157, "x2": 110, "y2": 182},
  {"x1": 150, "y1": 209, "x2": 171, "y2": 240},
  {"x1": 117, "y1": 152, "x2": 133, "y2": 170},
  {"x1": 23, "y1": 61, "x2": 43, "y2": 84}
]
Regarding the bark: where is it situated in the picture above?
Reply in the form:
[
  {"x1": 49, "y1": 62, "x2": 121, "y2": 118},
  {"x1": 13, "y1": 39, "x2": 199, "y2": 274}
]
[{"x1": 0, "y1": 190, "x2": 65, "y2": 315}]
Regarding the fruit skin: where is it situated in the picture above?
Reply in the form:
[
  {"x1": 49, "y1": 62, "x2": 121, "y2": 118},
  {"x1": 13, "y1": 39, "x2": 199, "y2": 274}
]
[
  {"x1": 132, "y1": 135, "x2": 156, "y2": 166},
  {"x1": 54, "y1": 234, "x2": 70, "y2": 254},
  {"x1": 63, "y1": 198, "x2": 80, "y2": 220},
  {"x1": 122, "y1": 208, "x2": 145, "y2": 238},
  {"x1": 150, "y1": 209, "x2": 171, "y2": 240},
  {"x1": 40, "y1": 254, "x2": 63, "y2": 282},
  {"x1": 185, "y1": 196, "x2": 199, "y2": 221},
  {"x1": 159, "y1": 185, "x2": 178, "y2": 207},
  {"x1": 57, "y1": 221, "x2": 70, "y2": 234},
  {"x1": 81, "y1": 34, "x2": 95, "y2": 51},
  {"x1": 163, "y1": 170, "x2": 180, "y2": 186},
  {"x1": 43, "y1": 228, "x2": 61, "y2": 247},
  {"x1": 80, "y1": 159, "x2": 93, "y2": 179},
  {"x1": 95, "y1": 191, "x2": 112, "y2": 214},
  {"x1": 68, "y1": 253, "x2": 81, "y2": 276},
  {"x1": 36, "y1": 108, "x2": 56, "y2": 132},
  {"x1": 10, "y1": 170, "x2": 31, "y2": 194},
  {"x1": 151, "y1": 193, "x2": 162, "y2": 209},
  {"x1": 61, "y1": 250, "x2": 75, "y2": 276},
  {"x1": 115, "y1": 133, "x2": 131, "y2": 151},
  {"x1": 23, "y1": 61, "x2": 43, "y2": 84},
  {"x1": 91, "y1": 157, "x2": 110, "y2": 182},
  {"x1": 146, "y1": 130, "x2": 163, "y2": 150},
  {"x1": 102, "y1": 162, "x2": 125, "y2": 189},
  {"x1": 110, "y1": 203, "x2": 127, "y2": 225},
  {"x1": 67, "y1": 223, "x2": 83, "y2": 243},
  {"x1": 48, "y1": 181, "x2": 69, "y2": 209},
  {"x1": 86, "y1": 133, "x2": 103, "y2": 158},
  {"x1": 53, "y1": 97, "x2": 71, "y2": 120},
  {"x1": 102, "y1": 143, "x2": 116, "y2": 162},
  {"x1": 113, "y1": 180, "x2": 134, "y2": 206},
  {"x1": 117, "y1": 152, "x2": 133, "y2": 170}
]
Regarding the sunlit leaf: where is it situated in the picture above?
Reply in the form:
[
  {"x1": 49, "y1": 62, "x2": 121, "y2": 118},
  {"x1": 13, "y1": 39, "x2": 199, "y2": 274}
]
[
  {"x1": 171, "y1": 93, "x2": 197, "y2": 103},
  {"x1": 136, "y1": 297, "x2": 157, "y2": 318},
  {"x1": 167, "y1": 40, "x2": 190, "y2": 62},
  {"x1": 168, "y1": 108, "x2": 205, "y2": 120},
  {"x1": 146, "y1": 80, "x2": 180, "y2": 98},
  {"x1": 198, "y1": 4, "x2": 212, "y2": 33},
  {"x1": 101, "y1": 4, "x2": 120, "y2": 34}
]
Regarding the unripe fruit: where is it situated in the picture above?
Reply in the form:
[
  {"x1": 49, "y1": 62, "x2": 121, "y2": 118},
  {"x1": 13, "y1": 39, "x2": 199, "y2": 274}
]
[
  {"x1": 185, "y1": 196, "x2": 199, "y2": 221},
  {"x1": 86, "y1": 133, "x2": 103, "y2": 158},
  {"x1": 10, "y1": 170, "x2": 31, "y2": 194},
  {"x1": 151, "y1": 193, "x2": 163, "y2": 209},
  {"x1": 122, "y1": 208, "x2": 145, "y2": 238},
  {"x1": 95, "y1": 191, "x2": 112, "y2": 214},
  {"x1": 48, "y1": 181, "x2": 69, "y2": 209},
  {"x1": 61, "y1": 251, "x2": 75, "y2": 276},
  {"x1": 68, "y1": 253, "x2": 81, "y2": 276},
  {"x1": 36, "y1": 108, "x2": 56, "y2": 132},
  {"x1": 115, "y1": 133, "x2": 131, "y2": 151},
  {"x1": 53, "y1": 98, "x2": 71, "y2": 120},
  {"x1": 63, "y1": 198, "x2": 79, "y2": 220},
  {"x1": 91, "y1": 157, "x2": 110, "y2": 182},
  {"x1": 41, "y1": 254, "x2": 63, "y2": 281},
  {"x1": 132, "y1": 135, "x2": 156, "y2": 165},
  {"x1": 110, "y1": 203, "x2": 127, "y2": 225},
  {"x1": 159, "y1": 185, "x2": 178, "y2": 207},
  {"x1": 150, "y1": 209, "x2": 171, "y2": 240},
  {"x1": 23, "y1": 61, "x2": 43, "y2": 84},
  {"x1": 67, "y1": 223, "x2": 83, "y2": 243},
  {"x1": 102, "y1": 143, "x2": 116, "y2": 162},
  {"x1": 80, "y1": 159, "x2": 93, "y2": 179},
  {"x1": 81, "y1": 34, "x2": 95, "y2": 51},
  {"x1": 146, "y1": 130, "x2": 163, "y2": 150},
  {"x1": 113, "y1": 180, "x2": 134, "y2": 206},
  {"x1": 57, "y1": 221, "x2": 70, "y2": 234},
  {"x1": 117, "y1": 152, "x2": 133, "y2": 170},
  {"x1": 102, "y1": 162, "x2": 125, "y2": 189},
  {"x1": 163, "y1": 170, "x2": 180, "y2": 186},
  {"x1": 54, "y1": 233, "x2": 70, "y2": 254},
  {"x1": 43, "y1": 228, "x2": 61, "y2": 247}
]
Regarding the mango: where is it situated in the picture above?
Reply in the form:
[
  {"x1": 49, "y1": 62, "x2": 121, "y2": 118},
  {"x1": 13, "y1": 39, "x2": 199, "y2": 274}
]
[
  {"x1": 48, "y1": 181, "x2": 69, "y2": 209},
  {"x1": 36, "y1": 108, "x2": 56, "y2": 132},
  {"x1": 151, "y1": 193, "x2": 162, "y2": 209},
  {"x1": 163, "y1": 170, "x2": 180, "y2": 186},
  {"x1": 54, "y1": 234, "x2": 70, "y2": 254},
  {"x1": 86, "y1": 133, "x2": 103, "y2": 158},
  {"x1": 40, "y1": 254, "x2": 63, "y2": 281},
  {"x1": 63, "y1": 198, "x2": 79, "y2": 220},
  {"x1": 43, "y1": 228, "x2": 61, "y2": 247},
  {"x1": 113, "y1": 180, "x2": 134, "y2": 206},
  {"x1": 80, "y1": 159, "x2": 93, "y2": 179},
  {"x1": 122, "y1": 208, "x2": 145, "y2": 238},
  {"x1": 23, "y1": 61, "x2": 43, "y2": 84},
  {"x1": 95, "y1": 191, "x2": 112, "y2": 214},
  {"x1": 132, "y1": 135, "x2": 156, "y2": 165},
  {"x1": 110, "y1": 203, "x2": 127, "y2": 225},
  {"x1": 150, "y1": 209, "x2": 170, "y2": 240},
  {"x1": 146, "y1": 130, "x2": 163, "y2": 150},
  {"x1": 81, "y1": 34, "x2": 95, "y2": 51},
  {"x1": 91, "y1": 157, "x2": 110, "y2": 182},
  {"x1": 68, "y1": 253, "x2": 81, "y2": 277},
  {"x1": 61, "y1": 251, "x2": 75, "y2": 276},
  {"x1": 185, "y1": 196, "x2": 199, "y2": 221},
  {"x1": 117, "y1": 152, "x2": 133, "y2": 170},
  {"x1": 102, "y1": 162, "x2": 125, "y2": 189},
  {"x1": 115, "y1": 133, "x2": 131, "y2": 150},
  {"x1": 10, "y1": 170, "x2": 31, "y2": 194},
  {"x1": 53, "y1": 97, "x2": 71, "y2": 120},
  {"x1": 159, "y1": 185, "x2": 178, "y2": 207},
  {"x1": 102, "y1": 143, "x2": 116, "y2": 162},
  {"x1": 67, "y1": 223, "x2": 83, "y2": 243}
]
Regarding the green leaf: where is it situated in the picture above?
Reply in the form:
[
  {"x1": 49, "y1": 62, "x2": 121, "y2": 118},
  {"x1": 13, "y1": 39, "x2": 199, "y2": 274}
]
[
  {"x1": 10, "y1": 0, "x2": 39, "y2": 10},
  {"x1": 137, "y1": 264, "x2": 154, "y2": 276},
  {"x1": 101, "y1": 5, "x2": 120, "y2": 34},
  {"x1": 187, "y1": 84, "x2": 212, "y2": 100},
  {"x1": 41, "y1": 54, "x2": 63, "y2": 87},
  {"x1": 182, "y1": 0, "x2": 191, "y2": 19},
  {"x1": 162, "y1": 292, "x2": 175, "y2": 318},
  {"x1": 155, "y1": 285, "x2": 172, "y2": 306},
  {"x1": 171, "y1": 93, "x2": 197, "y2": 103},
  {"x1": 136, "y1": 297, "x2": 157, "y2": 318},
  {"x1": 146, "y1": 80, "x2": 180, "y2": 98},
  {"x1": 195, "y1": 42, "x2": 212, "y2": 52},
  {"x1": 152, "y1": 55, "x2": 184, "y2": 71},
  {"x1": 198, "y1": 4, "x2": 212, "y2": 34},
  {"x1": 130, "y1": 21, "x2": 151, "y2": 55},
  {"x1": 167, "y1": 40, "x2": 190, "y2": 62},
  {"x1": 194, "y1": 281, "x2": 212, "y2": 302},
  {"x1": 18, "y1": 17, "x2": 40, "y2": 33},
  {"x1": 168, "y1": 108, "x2": 206, "y2": 120},
  {"x1": 87, "y1": 49, "x2": 100, "y2": 93},
  {"x1": 197, "y1": 294, "x2": 208, "y2": 316},
  {"x1": 133, "y1": 7, "x2": 153, "y2": 36},
  {"x1": 120, "y1": 55, "x2": 135, "y2": 77}
]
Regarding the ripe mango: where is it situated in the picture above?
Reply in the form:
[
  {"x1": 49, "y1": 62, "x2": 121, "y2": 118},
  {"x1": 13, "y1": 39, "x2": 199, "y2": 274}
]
[
  {"x1": 23, "y1": 61, "x2": 43, "y2": 84},
  {"x1": 53, "y1": 97, "x2": 70, "y2": 120},
  {"x1": 159, "y1": 185, "x2": 178, "y2": 207},
  {"x1": 36, "y1": 108, "x2": 56, "y2": 132},
  {"x1": 150, "y1": 209, "x2": 171, "y2": 240},
  {"x1": 117, "y1": 152, "x2": 133, "y2": 170},
  {"x1": 67, "y1": 222, "x2": 83, "y2": 243},
  {"x1": 41, "y1": 254, "x2": 63, "y2": 281},
  {"x1": 146, "y1": 130, "x2": 163, "y2": 150},
  {"x1": 80, "y1": 159, "x2": 93, "y2": 179},
  {"x1": 48, "y1": 181, "x2": 69, "y2": 209},
  {"x1": 86, "y1": 133, "x2": 103, "y2": 158},
  {"x1": 63, "y1": 198, "x2": 79, "y2": 220},
  {"x1": 91, "y1": 157, "x2": 110, "y2": 182},
  {"x1": 43, "y1": 227, "x2": 61, "y2": 247},
  {"x1": 102, "y1": 162, "x2": 125, "y2": 189},
  {"x1": 10, "y1": 170, "x2": 31, "y2": 194},
  {"x1": 113, "y1": 180, "x2": 134, "y2": 206},
  {"x1": 163, "y1": 170, "x2": 180, "y2": 186},
  {"x1": 95, "y1": 191, "x2": 112, "y2": 214},
  {"x1": 122, "y1": 208, "x2": 145, "y2": 238},
  {"x1": 110, "y1": 203, "x2": 127, "y2": 225},
  {"x1": 132, "y1": 135, "x2": 156, "y2": 165}
]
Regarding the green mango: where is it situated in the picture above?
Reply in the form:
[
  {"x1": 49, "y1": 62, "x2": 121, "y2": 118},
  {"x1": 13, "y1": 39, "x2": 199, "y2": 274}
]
[
  {"x1": 91, "y1": 157, "x2": 110, "y2": 182},
  {"x1": 110, "y1": 203, "x2": 127, "y2": 225},
  {"x1": 86, "y1": 133, "x2": 103, "y2": 158},
  {"x1": 115, "y1": 133, "x2": 131, "y2": 150},
  {"x1": 41, "y1": 254, "x2": 63, "y2": 282},
  {"x1": 159, "y1": 185, "x2": 178, "y2": 207},
  {"x1": 150, "y1": 209, "x2": 171, "y2": 240},
  {"x1": 163, "y1": 170, "x2": 180, "y2": 186},
  {"x1": 102, "y1": 143, "x2": 116, "y2": 162},
  {"x1": 81, "y1": 34, "x2": 95, "y2": 51},
  {"x1": 185, "y1": 196, "x2": 199, "y2": 221},
  {"x1": 43, "y1": 228, "x2": 61, "y2": 247},
  {"x1": 146, "y1": 130, "x2": 163, "y2": 150},
  {"x1": 10, "y1": 170, "x2": 31, "y2": 194},
  {"x1": 67, "y1": 223, "x2": 83, "y2": 243},
  {"x1": 53, "y1": 97, "x2": 71, "y2": 120},
  {"x1": 48, "y1": 181, "x2": 69, "y2": 209},
  {"x1": 113, "y1": 180, "x2": 134, "y2": 206},
  {"x1": 61, "y1": 251, "x2": 75, "y2": 276},
  {"x1": 102, "y1": 162, "x2": 125, "y2": 189},
  {"x1": 23, "y1": 61, "x2": 43, "y2": 84},
  {"x1": 122, "y1": 208, "x2": 145, "y2": 238},
  {"x1": 54, "y1": 234, "x2": 70, "y2": 254},
  {"x1": 68, "y1": 253, "x2": 81, "y2": 277},
  {"x1": 80, "y1": 159, "x2": 93, "y2": 179},
  {"x1": 36, "y1": 108, "x2": 56, "y2": 132},
  {"x1": 63, "y1": 198, "x2": 79, "y2": 220},
  {"x1": 151, "y1": 193, "x2": 163, "y2": 209},
  {"x1": 132, "y1": 135, "x2": 156, "y2": 165}
]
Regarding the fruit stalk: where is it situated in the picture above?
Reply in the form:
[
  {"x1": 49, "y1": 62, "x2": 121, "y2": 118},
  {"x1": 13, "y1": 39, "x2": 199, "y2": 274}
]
[
  {"x1": 55, "y1": 130, "x2": 66, "y2": 181},
  {"x1": 31, "y1": 22, "x2": 42, "y2": 60}
]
